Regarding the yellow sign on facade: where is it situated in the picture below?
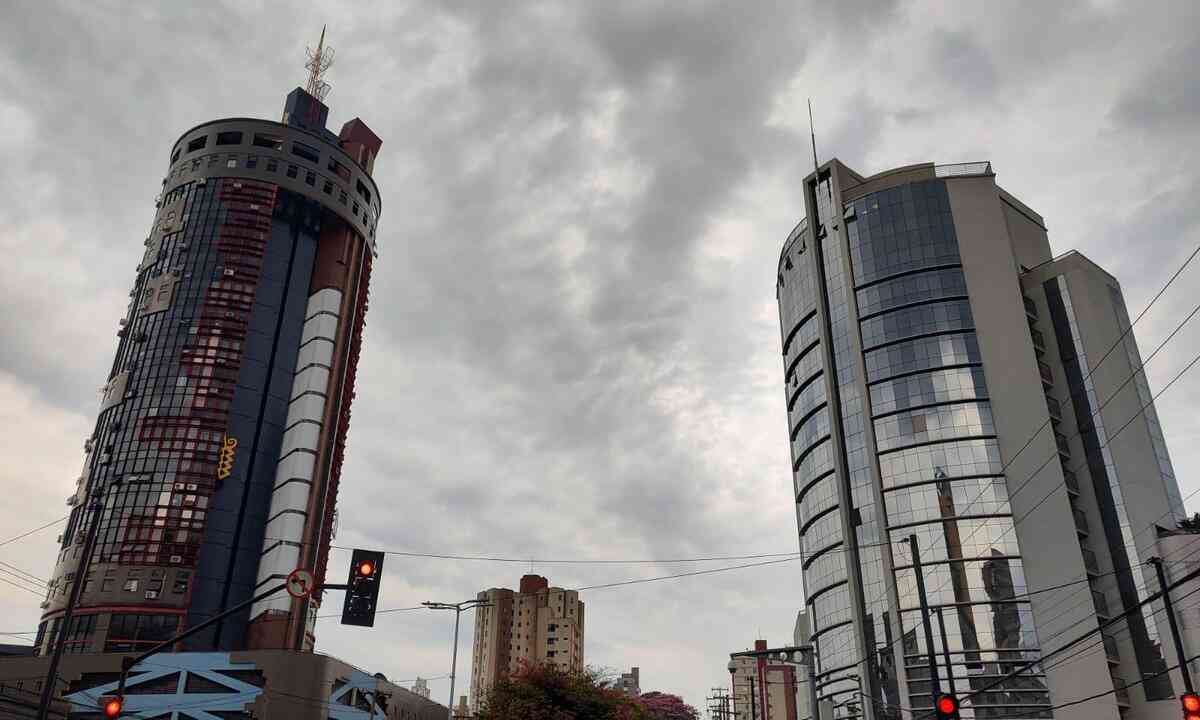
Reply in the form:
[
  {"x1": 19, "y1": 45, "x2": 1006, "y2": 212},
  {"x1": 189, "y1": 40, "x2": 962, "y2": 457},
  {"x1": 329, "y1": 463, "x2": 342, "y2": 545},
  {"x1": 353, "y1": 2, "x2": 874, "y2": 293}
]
[{"x1": 217, "y1": 436, "x2": 238, "y2": 480}]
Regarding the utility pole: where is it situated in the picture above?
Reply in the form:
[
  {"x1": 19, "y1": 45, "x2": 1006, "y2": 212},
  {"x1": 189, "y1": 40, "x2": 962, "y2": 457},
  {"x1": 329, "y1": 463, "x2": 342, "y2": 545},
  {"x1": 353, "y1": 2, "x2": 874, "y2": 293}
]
[
  {"x1": 424, "y1": 598, "x2": 491, "y2": 720},
  {"x1": 38, "y1": 485, "x2": 108, "y2": 720},
  {"x1": 934, "y1": 607, "x2": 956, "y2": 695},
  {"x1": 749, "y1": 675, "x2": 758, "y2": 720},
  {"x1": 908, "y1": 534, "x2": 941, "y2": 700},
  {"x1": 1149, "y1": 556, "x2": 1196, "y2": 693}
]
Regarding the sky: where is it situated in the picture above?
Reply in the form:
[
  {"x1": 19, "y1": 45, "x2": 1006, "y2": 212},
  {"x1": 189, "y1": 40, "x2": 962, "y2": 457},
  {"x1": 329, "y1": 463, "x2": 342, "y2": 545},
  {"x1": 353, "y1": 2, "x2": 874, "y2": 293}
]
[{"x1": 1, "y1": 0, "x2": 1199, "y2": 713}]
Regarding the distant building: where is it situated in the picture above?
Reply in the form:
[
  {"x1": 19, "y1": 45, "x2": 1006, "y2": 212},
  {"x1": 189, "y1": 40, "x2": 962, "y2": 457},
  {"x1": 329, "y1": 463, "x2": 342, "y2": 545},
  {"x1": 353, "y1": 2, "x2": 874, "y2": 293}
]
[
  {"x1": 729, "y1": 639, "x2": 808, "y2": 720},
  {"x1": 469, "y1": 574, "x2": 585, "y2": 714},
  {"x1": 454, "y1": 695, "x2": 471, "y2": 719},
  {"x1": 412, "y1": 676, "x2": 431, "y2": 699},
  {"x1": 615, "y1": 666, "x2": 641, "y2": 697}
]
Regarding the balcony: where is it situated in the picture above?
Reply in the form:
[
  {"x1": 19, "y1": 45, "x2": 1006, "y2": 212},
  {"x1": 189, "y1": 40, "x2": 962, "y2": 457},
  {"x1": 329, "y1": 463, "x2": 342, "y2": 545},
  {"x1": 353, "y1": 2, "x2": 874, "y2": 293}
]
[
  {"x1": 1046, "y1": 395, "x2": 1063, "y2": 421},
  {"x1": 1031, "y1": 327, "x2": 1046, "y2": 354},
  {"x1": 1063, "y1": 468, "x2": 1080, "y2": 495},
  {"x1": 1024, "y1": 295, "x2": 1039, "y2": 319},
  {"x1": 1039, "y1": 360, "x2": 1055, "y2": 388},
  {"x1": 1103, "y1": 633, "x2": 1121, "y2": 664},
  {"x1": 1055, "y1": 431, "x2": 1071, "y2": 458},
  {"x1": 1082, "y1": 547, "x2": 1100, "y2": 576},
  {"x1": 1092, "y1": 589, "x2": 1111, "y2": 619},
  {"x1": 1073, "y1": 508, "x2": 1090, "y2": 536}
]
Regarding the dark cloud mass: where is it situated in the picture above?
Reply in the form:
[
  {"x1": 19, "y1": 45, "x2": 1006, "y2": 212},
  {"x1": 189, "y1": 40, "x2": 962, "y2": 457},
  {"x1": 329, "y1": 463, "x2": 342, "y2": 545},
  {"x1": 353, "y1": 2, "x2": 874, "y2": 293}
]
[{"x1": 2, "y1": 0, "x2": 1200, "y2": 711}]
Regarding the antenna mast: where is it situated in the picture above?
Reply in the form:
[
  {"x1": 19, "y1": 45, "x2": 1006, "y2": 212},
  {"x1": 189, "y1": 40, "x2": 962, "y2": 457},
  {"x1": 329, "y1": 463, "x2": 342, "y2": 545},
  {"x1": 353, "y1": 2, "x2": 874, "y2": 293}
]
[{"x1": 305, "y1": 25, "x2": 335, "y2": 102}]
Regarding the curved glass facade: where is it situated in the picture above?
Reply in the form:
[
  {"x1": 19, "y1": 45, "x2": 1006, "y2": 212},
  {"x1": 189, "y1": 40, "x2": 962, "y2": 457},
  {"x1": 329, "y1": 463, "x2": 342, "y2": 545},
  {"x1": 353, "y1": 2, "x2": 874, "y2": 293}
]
[{"x1": 779, "y1": 178, "x2": 1051, "y2": 720}]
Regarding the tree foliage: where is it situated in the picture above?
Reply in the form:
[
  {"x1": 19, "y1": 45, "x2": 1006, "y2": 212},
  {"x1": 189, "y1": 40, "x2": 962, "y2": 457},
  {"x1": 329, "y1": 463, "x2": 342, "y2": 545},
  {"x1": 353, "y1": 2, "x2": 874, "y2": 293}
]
[
  {"x1": 476, "y1": 663, "x2": 646, "y2": 720},
  {"x1": 638, "y1": 692, "x2": 700, "y2": 720}
]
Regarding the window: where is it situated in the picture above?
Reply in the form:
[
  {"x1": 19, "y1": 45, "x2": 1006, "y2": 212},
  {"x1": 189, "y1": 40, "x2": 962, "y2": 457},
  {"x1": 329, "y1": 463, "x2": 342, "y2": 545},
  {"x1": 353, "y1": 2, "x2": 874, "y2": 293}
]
[
  {"x1": 171, "y1": 147, "x2": 181, "y2": 163},
  {"x1": 266, "y1": 159, "x2": 278, "y2": 172},
  {"x1": 304, "y1": 170, "x2": 316, "y2": 186},
  {"x1": 226, "y1": 158, "x2": 237, "y2": 168},
  {"x1": 286, "y1": 164, "x2": 298, "y2": 179},
  {"x1": 355, "y1": 178, "x2": 372, "y2": 204},
  {"x1": 101, "y1": 578, "x2": 115, "y2": 592},
  {"x1": 338, "y1": 190, "x2": 348, "y2": 205},
  {"x1": 123, "y1": 579, "x2": 139, "y2": 592},
  {"x1": 186, "y1": 136, "x2": 207, "y2": 153},
  {"x1": 292, "y1": 141, "x2": 320, "y2": 163},
  {"x1": 246, "y1": 155, "x2": 258, "y2": 169},
  {"x1": 323, "y1": 180, "x2": 334, "y2": 195},
  {"x1": 328, "y1": 157, "x2": 352, "y2": 181},
  {"x1": 216, "y1": 131, "x2": 243, "y2": 146},
  {"x1": 253, "y1": 133, "x2": 283, "y2": 151}
]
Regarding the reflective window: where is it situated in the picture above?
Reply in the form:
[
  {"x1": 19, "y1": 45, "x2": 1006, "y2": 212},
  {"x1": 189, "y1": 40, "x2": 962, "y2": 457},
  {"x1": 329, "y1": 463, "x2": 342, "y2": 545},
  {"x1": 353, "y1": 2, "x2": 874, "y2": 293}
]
[
  {"x1": 894, "y1": 558, "x2": 1027, "y2": 610},
  {"x1": 878, "y1": 438, "x2": 1003, "y2": 489},
  {"x1": 870, "y1": 366, "x2": 988, "y2": 416},
  {"x1": 892, "y1": 517, "x2": 1021, "y2": 565},
  {"x1": 795, "y1": 437, "x2": 835, "y2": 482},
  {"x1": 864, "y1": 332, "x2": 980, "y2": 383},
  {"x1": 783, "y1": 313, "x2": 821, "y2": 375},
  {"x1": 792, "y1": 407, "x2": 832, "y2": 459},
  {"x1": 811, "y1": 583, "x2": 854, "y2": 629},
  {"x1": 884, "y1": 476, "x2": 1010, "y2": 528},
  {"x1": 802, "y1": 505, "x2": 845, "y2": 554},
  {"x1": 788, "y1": 370, "x2": 827, "y2": 417},
  {"x1": 860, "y1": 299, "x2": 974, "y2": 351},
  {"x1": 874, "y1": 401, "x2": 995, "y2": 452},
  {"x1": 798, "y1": 471, "x2": 838, "y2": 527},
  {"x1": 856, "y1": 267, "x2": 968, "y2": 317},
  {"x1": 847, "y1": 180, "x2": 960, "y2": 285},
  {"x1": 803, "y1": 545, "x2": 847, "y2": 599}
]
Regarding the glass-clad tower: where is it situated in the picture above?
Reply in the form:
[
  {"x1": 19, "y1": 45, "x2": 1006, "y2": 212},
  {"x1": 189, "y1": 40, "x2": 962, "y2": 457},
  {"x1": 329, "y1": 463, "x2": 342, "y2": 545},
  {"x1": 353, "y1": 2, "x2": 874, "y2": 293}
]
[
  {"x1": 777, "y1": 160, "x2": 1188, "y2": 720},
  {"x1": 37, "y1": 85, "x2": 383, "y2": 656}
]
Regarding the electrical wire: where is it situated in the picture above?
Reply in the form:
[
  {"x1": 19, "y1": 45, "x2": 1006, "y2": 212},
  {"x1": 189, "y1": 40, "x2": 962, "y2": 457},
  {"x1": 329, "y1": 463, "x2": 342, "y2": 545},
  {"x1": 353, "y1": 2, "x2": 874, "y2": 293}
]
[{"x1": 0, "y1": 516, "x2": 68, "y2": 548}]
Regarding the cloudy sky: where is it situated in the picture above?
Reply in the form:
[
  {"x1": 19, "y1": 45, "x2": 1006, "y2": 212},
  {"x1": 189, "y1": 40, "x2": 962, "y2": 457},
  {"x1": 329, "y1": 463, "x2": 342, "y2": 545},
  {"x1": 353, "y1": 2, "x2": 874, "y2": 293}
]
[{"x1": 2, "y1": 0, "x2": 1200, "y2": 712}]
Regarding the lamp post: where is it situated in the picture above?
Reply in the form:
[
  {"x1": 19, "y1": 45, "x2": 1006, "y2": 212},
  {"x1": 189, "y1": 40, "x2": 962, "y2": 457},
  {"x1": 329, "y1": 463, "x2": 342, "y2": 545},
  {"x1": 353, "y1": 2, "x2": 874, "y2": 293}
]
[{"x1": 424, "y1": 598, "x2": 491, "y2": 720}]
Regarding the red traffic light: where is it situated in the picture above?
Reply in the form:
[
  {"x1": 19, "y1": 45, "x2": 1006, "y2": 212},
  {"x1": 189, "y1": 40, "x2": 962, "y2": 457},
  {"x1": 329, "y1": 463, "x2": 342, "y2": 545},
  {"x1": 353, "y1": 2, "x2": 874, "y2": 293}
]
[
  {"x1": 937, "y1": 695, "x2": 959, "y2": 716},
  {"x1": 358, "y1": 560, "x2": 375, "y2": 577},
  {"x1": 1182, "y1": 693, "x2": 1200, "y2": 714},
  {"x1": 102, "y1": 696, "x2": 123, "y2": 717}
]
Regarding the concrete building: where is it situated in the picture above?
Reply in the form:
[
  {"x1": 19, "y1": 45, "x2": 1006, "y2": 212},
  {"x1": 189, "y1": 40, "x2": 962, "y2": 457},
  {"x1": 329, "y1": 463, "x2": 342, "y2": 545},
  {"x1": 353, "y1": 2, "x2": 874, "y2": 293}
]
[
  {"x1": 616, "y1": 666, "x2": 641, "y2": 697},
  {"x1": 0, "y1": 650, "x2": 445, "y2": 719},
  {"x1": 777, "y1": 159, "x2": 1194, "y2": 720},
  {"x1": 729, "y1": 639, "x2": 810, "y2": 720},
  {"x1": 468, "y1": 575, "x2": 584, "y2": 714},
  {"x1": 412, "y1": 677, "x2": 431, "y2": 699},
  {"x1": 36, "y1": 49, "x2": 383, "y2": 657}
]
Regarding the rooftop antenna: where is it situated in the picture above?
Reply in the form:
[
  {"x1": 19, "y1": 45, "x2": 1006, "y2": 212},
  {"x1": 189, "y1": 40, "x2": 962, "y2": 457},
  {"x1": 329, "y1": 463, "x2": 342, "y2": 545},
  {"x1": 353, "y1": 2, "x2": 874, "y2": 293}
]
[{"x1": 305, "y1": 25, "x2": 334, "y2": 102}]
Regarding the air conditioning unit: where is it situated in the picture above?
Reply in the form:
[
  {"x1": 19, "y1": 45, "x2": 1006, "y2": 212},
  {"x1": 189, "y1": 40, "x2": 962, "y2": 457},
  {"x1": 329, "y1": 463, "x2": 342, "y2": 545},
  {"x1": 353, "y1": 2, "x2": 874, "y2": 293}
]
[
  {"x1": 169, "y1": 555, "x2": 183, "y2": 564},
  {"x1": 145, "y1": 590, "x2": 159, "y2": 600}
]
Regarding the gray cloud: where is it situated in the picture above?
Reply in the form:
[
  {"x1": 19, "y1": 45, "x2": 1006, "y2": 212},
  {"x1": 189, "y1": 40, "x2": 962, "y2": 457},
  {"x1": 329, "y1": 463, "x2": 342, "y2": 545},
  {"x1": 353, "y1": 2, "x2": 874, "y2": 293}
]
[{"x1": 3, "y1": 0, "x2": 1200, "y2": 711}]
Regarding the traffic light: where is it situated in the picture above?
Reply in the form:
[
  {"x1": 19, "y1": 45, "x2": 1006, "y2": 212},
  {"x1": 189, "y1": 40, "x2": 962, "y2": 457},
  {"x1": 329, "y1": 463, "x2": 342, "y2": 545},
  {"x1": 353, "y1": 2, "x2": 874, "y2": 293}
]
[
  {"x1": 1181, "y1": 693, "x2": 1200, "y2": 720},
  {"x1": 100, "y1": 695, "x2": 123, "y2": 717},
  {"x1": 935, "y1": 694, "x2": 960, "y2": 720},
  {"x1": 341, "y1": 548, "x2": 384, "y2": 627}
]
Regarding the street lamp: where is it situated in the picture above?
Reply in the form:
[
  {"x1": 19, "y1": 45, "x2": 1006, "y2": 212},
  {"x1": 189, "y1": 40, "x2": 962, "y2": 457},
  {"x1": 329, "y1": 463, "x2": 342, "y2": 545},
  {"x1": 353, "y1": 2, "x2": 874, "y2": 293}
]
[{"x1": 424, "y1": 599, "x2": 492, "y2": 720}]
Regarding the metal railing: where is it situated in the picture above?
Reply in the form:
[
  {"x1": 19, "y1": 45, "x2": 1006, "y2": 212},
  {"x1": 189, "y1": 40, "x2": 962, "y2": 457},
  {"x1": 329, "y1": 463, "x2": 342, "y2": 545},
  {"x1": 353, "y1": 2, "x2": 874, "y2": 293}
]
[
  {"x1": 1045, "y1": 395, "x2": 1062, "y2": 421},
  {"x1": 1055, "y1": 431, "x2": 1071, "y2": 457},
  {"x1": 1039, "y1": 360, "x2": 1054, "y2": 387},
  {"x1": 1030, "y1": 327, "x2": 1046, "y2": 351},
  {"x1": 934, "y1": 162, "x2": 993, "y2": 178}
]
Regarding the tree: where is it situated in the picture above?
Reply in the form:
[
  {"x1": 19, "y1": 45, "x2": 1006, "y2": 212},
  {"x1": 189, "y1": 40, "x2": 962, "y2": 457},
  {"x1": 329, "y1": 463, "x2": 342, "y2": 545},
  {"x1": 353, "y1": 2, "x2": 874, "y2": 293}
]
[
  {"x1": 639, "y1": 692, "x2": 700, "y2": 720},
  {"x1": 477, "y1": 663, "x2": 647, "y2": 720}
]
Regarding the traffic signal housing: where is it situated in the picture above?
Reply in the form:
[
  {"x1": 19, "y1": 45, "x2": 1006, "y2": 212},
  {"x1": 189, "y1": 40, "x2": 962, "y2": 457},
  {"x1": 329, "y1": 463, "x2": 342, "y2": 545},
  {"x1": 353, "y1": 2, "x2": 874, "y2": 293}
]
[
  {"x1": 936, "y1": 694, "x2": 960, "y2": 720},
  {"x1": 1181, "y1": 693, "x2": 1200, "y2": 720},
  {"x1": 100, "y1": 695, "x2": 123, "y2": 717},
  {"x1": 341, "y1": 548, "x2": 385, "y2": 627}
]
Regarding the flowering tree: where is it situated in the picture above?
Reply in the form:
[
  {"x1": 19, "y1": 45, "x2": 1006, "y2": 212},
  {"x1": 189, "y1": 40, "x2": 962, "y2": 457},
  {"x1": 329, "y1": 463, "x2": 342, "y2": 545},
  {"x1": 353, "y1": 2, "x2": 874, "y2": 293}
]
[
  {"x1": 477, "y1": 663, "x2": 646, "y2": 720},
  {"x1": 639, "y1": 692, "x2": 700, "y2": 720}
]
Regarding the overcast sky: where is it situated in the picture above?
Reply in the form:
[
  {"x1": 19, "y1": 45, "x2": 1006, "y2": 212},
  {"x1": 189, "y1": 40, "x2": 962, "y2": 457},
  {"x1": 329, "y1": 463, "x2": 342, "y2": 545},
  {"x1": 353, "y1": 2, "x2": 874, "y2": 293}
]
[{"x1": 2, "y1": 0, "x2": 1200, "y2": 713}]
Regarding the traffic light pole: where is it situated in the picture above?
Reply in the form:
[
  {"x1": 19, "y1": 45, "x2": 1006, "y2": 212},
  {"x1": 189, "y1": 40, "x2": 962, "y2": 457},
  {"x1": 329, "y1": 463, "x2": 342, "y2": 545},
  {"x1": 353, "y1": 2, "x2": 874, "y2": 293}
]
[
  {"x1": 113, "y1": 581, "x2": 290, "y2": 701},
  {"x1": 424, "y1": 599, "x2": 491, "y2": 720},
  {"x1": 1149, "y1": 556, "x2": 1195, "y2": 694},
  {"x1": 908, "y1": 535, "x2": 942, "y2": 700},
  {"x1": 935, "y1": 607, "x2": 956, "y2": 696},
  {"x1": 38, "y1": 486, "x2": 107, "y2": 720}
]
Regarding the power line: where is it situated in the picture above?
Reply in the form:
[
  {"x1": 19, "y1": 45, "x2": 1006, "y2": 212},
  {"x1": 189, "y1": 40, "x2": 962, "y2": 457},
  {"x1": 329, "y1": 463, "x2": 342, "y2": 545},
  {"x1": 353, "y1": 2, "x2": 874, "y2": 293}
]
[{"x1": 0, "y1": 516, "x2": 67, "y2": 549}]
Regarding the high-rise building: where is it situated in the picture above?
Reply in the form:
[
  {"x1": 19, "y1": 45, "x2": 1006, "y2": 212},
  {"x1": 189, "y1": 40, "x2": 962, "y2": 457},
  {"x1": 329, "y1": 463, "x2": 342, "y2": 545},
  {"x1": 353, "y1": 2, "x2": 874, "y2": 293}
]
[
  {"x1": 615, "y1": 666, "x2": 641, "y2": 697},
  {"x1": 729, "y1": 639, "x2": 809, "y2": 720},
  {"x1": 412, "y1": 677, "x2": 432, "y2": 699},
  {"x1": 777, "y1": 159, "x2": 1192, "y2": 720},
  {"x1": 469, "y1": 575, "x2": 585, "y2": 714},
  {"x1": 36, "y1": 69, "x2": 382, "y2": 655}
]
